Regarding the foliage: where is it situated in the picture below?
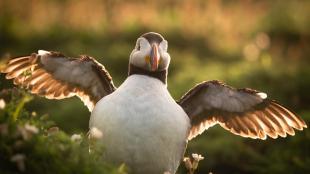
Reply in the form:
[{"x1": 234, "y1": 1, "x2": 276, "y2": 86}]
[{"x1": 0, "y1": 89, "x2": 126, "y2": 174}]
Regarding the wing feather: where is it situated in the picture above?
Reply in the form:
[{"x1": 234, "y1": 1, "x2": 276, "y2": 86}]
[
  {"x1": 178, "y1": 80, "x2": 307, "y2": 140},
  {"x1": 1, "y1": 50, "x2": 116, "y2": 111},
  {"x1": 272, "y1": 102, "x2": 305, "y2": 129}
]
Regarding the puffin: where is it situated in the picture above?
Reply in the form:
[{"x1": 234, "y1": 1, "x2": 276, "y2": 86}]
[{"x1": 1, "y1": 32, "x2": 307, "y2": 174}]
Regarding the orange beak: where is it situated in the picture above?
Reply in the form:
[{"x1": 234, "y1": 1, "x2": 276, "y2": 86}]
[{"x1": 150, "y1": 43, "x2": 160, "y2": 71}]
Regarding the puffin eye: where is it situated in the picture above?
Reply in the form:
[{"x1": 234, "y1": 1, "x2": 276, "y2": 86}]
[
  {"x1": 135, "y1": 39, "x2": 141, "y2": 50},
  {"x1": 136, "y1": 44, "x2": 141, "y2": 50}
]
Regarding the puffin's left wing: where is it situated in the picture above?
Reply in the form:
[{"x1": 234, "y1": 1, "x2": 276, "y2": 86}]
[{"x1": 178, "y1": 80, "x2": 307, "y2": 140}]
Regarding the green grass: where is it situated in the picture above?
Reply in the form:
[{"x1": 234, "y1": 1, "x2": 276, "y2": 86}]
[{"x1": 0, "y1": 89, "x2": 126, "y2": 174}]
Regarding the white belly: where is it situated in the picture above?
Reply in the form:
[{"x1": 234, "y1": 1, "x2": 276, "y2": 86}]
[{"x1": 89, "y1": 75, "x2": 190, "y2": 174}]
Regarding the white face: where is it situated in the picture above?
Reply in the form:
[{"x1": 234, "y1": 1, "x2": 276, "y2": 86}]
[{"x1": 129, "y1": 37, "x2": 170, "y2": 71}]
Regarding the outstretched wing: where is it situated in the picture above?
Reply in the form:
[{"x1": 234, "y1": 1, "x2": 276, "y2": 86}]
[
  {"x1": 1, "y1": 50, "x2": 116, "y2": 111},
  {"x1": 178, "y1": 80, "x2": 307, "y2": 140}
]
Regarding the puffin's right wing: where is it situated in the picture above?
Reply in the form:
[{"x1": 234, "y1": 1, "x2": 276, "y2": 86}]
[
  {"x1": 1, "y1": 50, "x2": 116, "y2": 111},
  {"x1": 178, "y1": 80, "x2": 307, "y2": 140}
]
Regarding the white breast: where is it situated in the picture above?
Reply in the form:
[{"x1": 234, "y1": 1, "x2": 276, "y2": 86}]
[{"x1": 89, "y1": 75, "x2": 190, "y2": 174}]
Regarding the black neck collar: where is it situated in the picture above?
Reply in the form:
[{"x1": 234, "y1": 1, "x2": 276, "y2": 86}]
[{"x1": 128, "y1": 64, "x2": 167, "y2": 84}]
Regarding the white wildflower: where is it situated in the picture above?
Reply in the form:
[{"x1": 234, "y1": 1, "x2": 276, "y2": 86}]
[
  {"x1": 24, "y1": 123, "x2": 39, "y2": 134},
  {"x1": 18, "y1": 124, "x2": 38, "y2": 140},
  {"x1": 183, "y1": 157, "x2": 192, "y2": 170},
  {"x1": 31, "y1": 111, "x2": 37, "y2": 117},
  {"x1": 89, "y1": 127, "x2": 103, "y2": 139},
  {"x1": 192, "y1": 153, "x2": 204, "y2": 161},
  {"x1": 192, "y1": 153, "x2": 204, "y2": 170},
  {"x1": 71, "y1": 134, "x2": 82, "y2": 142},
  {"x1": 0, "y1": 99, "x2": 5, "y2": 109}
]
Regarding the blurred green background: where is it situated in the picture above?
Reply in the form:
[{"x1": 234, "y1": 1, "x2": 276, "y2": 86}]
[{"x1": 0, "y1": 0, "x2": 310, "y2": 173}]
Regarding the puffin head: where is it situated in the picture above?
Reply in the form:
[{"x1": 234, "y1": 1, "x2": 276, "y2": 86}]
[{"x1": 130, "y1": 32, "x2": 170, "y2": 72}]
